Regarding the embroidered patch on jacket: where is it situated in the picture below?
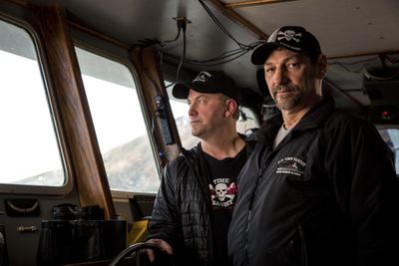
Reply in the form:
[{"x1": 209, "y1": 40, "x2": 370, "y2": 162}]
[{"x1": 276, "y1": 157, "x2": 306, "y2": 177}]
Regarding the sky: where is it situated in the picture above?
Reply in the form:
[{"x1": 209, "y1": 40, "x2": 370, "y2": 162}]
[
  {"x1": 0, "y1": 50, "x2": 63, "y2": 182},
  {"x1": 0, "y1": 49, "x2": 191, "y2": 183}
]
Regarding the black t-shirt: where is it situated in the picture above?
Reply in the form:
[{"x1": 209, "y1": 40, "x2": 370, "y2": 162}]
[{"x1": 203, "y1": 147, "x2": 247, "y2": 266}]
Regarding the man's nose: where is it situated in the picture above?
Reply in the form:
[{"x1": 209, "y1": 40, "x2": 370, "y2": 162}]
[
  {"x1": 274, "y1": 68, "x2": 289, "y2": 85},
  {"x1": 188, "y1": 104, "x2": 197, "y2": 116}
]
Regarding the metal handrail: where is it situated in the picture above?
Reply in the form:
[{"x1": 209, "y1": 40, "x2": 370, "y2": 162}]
[{"x1": 108, "y1": 242, "x2": 159, "y2": 266}]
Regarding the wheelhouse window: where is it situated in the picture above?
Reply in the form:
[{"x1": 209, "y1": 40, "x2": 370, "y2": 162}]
[
  {"x1": 0, "y1": 19, "x2": 65, "y2": 187},
  {"x1": 378, "y1": 127, "x2": 399, "y2": 175},
  {"x1": 75, "y1": 47, "x2": 160, "y2": 193},
  {"x1": 167, "y1": 86, "x2": 199, "y2": 149}
]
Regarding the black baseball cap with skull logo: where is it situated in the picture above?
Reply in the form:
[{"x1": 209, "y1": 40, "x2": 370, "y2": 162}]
[
  {"x1": 251, "y1": 26, "x2": 322, "y2": 65},
  {"x1": 172, "y1": 70, "x2": 241, "y2": 104}
]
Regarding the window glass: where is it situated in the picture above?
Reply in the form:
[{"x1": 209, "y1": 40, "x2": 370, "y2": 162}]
[
  {"x1": 0, "y1": 19, "x2": 65, "y2": 186},
  {"x1": 168, "y1": 96, "x2": 199, "y2": 149},
  {"x1": 237, "y1": 107, "x2": 259, "y2": 135},
  {"x1": 378, "y1": 127, "x2": 399, "y2": 174},
  {"x1": 75, "y1": 47, "x2": 160, "y2": 193}
]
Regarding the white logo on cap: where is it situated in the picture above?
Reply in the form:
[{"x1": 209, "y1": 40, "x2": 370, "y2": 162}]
[
  {"x1": 277, "y1": 30, "x2": 302, "y2": 43},
  {"x1": 193, "y1": 71, "x2": 212, "y2": 83}
]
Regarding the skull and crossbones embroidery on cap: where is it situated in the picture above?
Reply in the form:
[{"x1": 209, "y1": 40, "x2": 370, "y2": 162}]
[
  {"x1": 277, "y1": 30, "x2": 303, "y2": 43},
  {"x1": 193, "y1": 71, "x2": 212, "y2": 83},
  {"x1": 209, "y1": 178, "x2": 237, "y2": 208}
]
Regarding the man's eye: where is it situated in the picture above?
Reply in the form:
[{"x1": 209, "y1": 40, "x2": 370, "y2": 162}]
[
  {"x1": 265, "y1": 68, "x2": 275, "y2": 74},
  {"x1": 287, "y1": 62, "x2": 299, "y2": 69}
]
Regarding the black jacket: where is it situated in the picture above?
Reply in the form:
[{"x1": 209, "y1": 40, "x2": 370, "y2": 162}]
[
  {"x1": 228, "y1": 98, "x2": 399, "y2": 266},
  {"x1": 148, "y1": 138, "x2": 255, "y2": 266}
]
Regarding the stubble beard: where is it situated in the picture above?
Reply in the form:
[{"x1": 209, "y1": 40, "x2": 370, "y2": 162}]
[
  {"x1": 273, "y1": 85, "x2": 303, "y2": 111},
  {"x1": 191, "y1": 123, "x2": 205, "y2": 138},
  {"x1": 191, "y1": 127, "x2": 200, "y2": 137}
]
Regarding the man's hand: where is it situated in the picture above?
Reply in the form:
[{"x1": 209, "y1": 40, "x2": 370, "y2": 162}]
[{"x1": 145, "y1": 239, "x2": 173, "y2": 262}]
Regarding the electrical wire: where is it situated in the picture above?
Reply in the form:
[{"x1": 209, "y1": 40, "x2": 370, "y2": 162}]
[
  {"x1": 168, "y1": 49, "x2": 250, "y2": 67},
  {"x1": 135, "y1": 18, "x2": 183, "y2": 48},
  {"x1": 329, "y1": 57, "x2": 380, "y2": 74},
  {"x1": 163, "y1": 26, "x2": 181, "y2": 45},
  {"x1": 135, "y1": 0, "x2": 262, "y2": 68},
  {"x1": 197, "y1": 0, "x2": 253, "y2": 50},
  {"x1": 165, "y1": 0, "x2": 261, "y2": 66},
  {"x1": 174, "y1": 22, "x2": 186, "y2": 84},
  {"x1": 162, "y1": 0, "x2": 262, "y2": 67},
  {"x1": 163, "y1": 43, "x2": 258, "y2": 67},
  {"x1": 329, "y1": 54, "x2": 399, "y2": 75}
]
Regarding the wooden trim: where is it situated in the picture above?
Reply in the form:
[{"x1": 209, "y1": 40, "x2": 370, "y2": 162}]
[
  {"x1": 223, "y1": 0, "x2": 298, "y2": 9},
  {"x1": 7, "y1": 0, "x2": 28, "y2": 7},
  {"x1": 69, "y1": 21, "x2": 130, "y2": 50},
  {"x1": 207, "y1": 0, "x2": 269, "y2": 40},
  {"x1": 130, "y1": 47, "x2": 181, "y2": 167},
  {"x1": 31, "y1": 4, "x2": 116, "y2": 219},
  {"x1": 327, "y1": 50, "x2": 399, "y2": 60}
]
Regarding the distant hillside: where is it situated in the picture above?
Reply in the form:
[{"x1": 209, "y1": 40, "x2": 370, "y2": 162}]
[
  {"x1": 102, "y1": 134, "x2": 160, "y2": 192},
  {"x1": 18, "y1": 116, "x2": 199, "y2": 192}
]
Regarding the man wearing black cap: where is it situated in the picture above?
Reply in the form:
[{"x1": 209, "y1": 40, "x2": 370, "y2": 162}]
[
  {"x1": 228, "y1": 26, "x2": 399, "y2": 266},
  {"x1": 145, "y1": 70, "x2": 251, "y2": 266}
]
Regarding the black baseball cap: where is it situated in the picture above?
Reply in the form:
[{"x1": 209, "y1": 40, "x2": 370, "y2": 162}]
[
  {"x1": 172, "y1": 70, "x2": 241, "y2": 103},
  {"x1": 251, "y1": 26, "x2": 322, "y2": 65}
]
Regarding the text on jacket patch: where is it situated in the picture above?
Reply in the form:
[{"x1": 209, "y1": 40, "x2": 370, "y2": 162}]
[{"x1": 276, "y1": 157, "x2": 306, "y2": 177}]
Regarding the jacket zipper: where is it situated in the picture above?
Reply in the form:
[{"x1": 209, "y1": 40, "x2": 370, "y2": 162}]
[
  {"x1": 243, "y1": 144, "x2": 275, "y2": 266},
  {"x1": 298, "y1": 225, "x2": 308, "y2": 266},
  {"x1": 244, "y1": 164, "x2": 266, "y2": 266}
]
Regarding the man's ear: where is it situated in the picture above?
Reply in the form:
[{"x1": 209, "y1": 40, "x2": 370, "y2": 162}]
[
  {"x1": 316, "y1": 54, "x2": 328, "y2": 79},
  {"x1": 225, "y1": 99, "x2": 238, "y2": 118}
]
